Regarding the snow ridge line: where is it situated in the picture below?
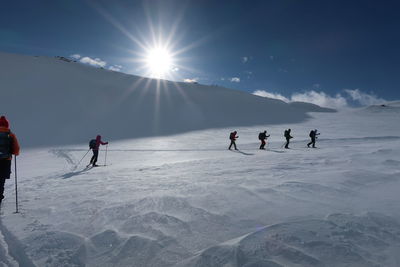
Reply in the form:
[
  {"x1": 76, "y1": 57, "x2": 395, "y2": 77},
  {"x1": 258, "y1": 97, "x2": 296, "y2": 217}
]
[{"x1": 0, "y1": 219, "x2": 36, "y2": 266}]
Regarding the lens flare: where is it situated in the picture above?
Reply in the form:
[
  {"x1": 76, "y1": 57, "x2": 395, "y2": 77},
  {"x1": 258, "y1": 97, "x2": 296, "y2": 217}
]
[{"x1": 145, "y1": 47, "x2": 173, "y2": 78}]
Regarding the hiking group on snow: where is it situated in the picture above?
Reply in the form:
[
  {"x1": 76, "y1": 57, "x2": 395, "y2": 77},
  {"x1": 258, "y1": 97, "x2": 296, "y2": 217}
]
[
  {"x1": 228, "y1": 128, "x2": 320, "y2": 150},
  {"x1": 0, "y1": 114, "x2": 320, "y2": 208}
]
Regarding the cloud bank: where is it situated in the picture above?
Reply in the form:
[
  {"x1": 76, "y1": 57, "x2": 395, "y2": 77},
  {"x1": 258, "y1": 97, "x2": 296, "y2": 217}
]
[
  {"x1": 253, "y1": 89, "x2": 386, "y2": 109},
  {"x1": 344, "y1": 89, "x2": 386, "y2": 106},
  {"x1": 70, "y1": 54, "x2": 125, "y2": 72}
]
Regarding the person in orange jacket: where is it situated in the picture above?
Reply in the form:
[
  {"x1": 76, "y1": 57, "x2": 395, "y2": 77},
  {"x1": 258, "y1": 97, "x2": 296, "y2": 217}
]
[{"x1": 0, "y1": 116, "x2": 20, "y2": 205}]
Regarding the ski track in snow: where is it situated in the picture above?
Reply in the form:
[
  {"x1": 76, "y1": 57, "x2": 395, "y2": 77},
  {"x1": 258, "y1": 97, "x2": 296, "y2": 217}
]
[{"x1": 1, "y1": 107, "x2": 400, "y2": 266}]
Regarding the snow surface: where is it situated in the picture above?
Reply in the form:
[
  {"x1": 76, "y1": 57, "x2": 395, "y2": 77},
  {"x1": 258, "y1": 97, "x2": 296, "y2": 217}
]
[
  {"x1": 1, "y1": 52, "x2": 399, "y2": 266},
  {"x1": 0, "y1": 102, "x2": 399, "y2": 266},
  {"x1": 0, "y1": 52, "x2": 333, "y2": 148}
]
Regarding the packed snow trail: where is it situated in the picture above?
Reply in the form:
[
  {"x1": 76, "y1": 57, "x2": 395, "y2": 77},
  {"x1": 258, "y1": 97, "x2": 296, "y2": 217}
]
[
  {"x1": 0, "y1": 219, "x2": 35, "y2": 266},
  {"x1": 1, "y1": 106, "x2": 400, "y2": 266}
]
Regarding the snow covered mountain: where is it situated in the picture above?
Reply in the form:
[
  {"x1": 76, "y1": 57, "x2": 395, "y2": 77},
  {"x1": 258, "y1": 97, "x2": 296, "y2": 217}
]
[
  {"x1": 0, "y1": 52, "x2": 332, "y2": 147},
  {"x1": 1, "y1": 52, "x2": 399, "y2": 266}
]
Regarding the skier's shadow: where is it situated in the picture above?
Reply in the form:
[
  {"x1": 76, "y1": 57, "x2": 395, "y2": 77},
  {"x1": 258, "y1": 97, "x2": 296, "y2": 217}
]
[
  {"x1": 267, "y1": 149, "x2": 285, "y2": 153},
  {"x1": 61, "y1": 167, "x2": 91, "y2": 179},
  {"x1": 232, "y1": 150, "x2": 254, "y2": 156}
]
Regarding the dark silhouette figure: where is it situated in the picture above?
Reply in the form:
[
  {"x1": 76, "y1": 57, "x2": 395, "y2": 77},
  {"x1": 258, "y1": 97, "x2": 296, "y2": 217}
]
[
  {"x1": 284, "y1": 129, "x2": 293, "y2": 149},
  {"x1": 0, "y1": 116, "x2": 20, "y2": 205},
  {"x1": 89, "y1": 135, "x2": 108, "y2": 167},
  {"x1": 307, "y1": 129, "x2": 320, "y2": 148},
  {"x1": 258, "y1": 130, "x2": 270, "y2": 149},
  {"x1": 229, "y1": 131, "x2": 238, "y2": 150}
]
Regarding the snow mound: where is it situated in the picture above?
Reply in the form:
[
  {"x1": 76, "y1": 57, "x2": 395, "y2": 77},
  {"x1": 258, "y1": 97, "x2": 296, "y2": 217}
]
[
  {"x1": 178, "y1": 213, "x2": 400, "y2": 267},
  {"x1": 0, "y1": 52, "x2": 332, "y2": 147},
  {"x1": 289, "y1": 101, "x2": 336, "y2": 113},
  {"x1": 88, "y1": 196, "x2": 245, "y2": 251},
  {"x1": 88, "y1": 233, "x2": 191, "y2": 267},
  {"x1": 363, "y1": 101, "x2": 400, "y2": 113},
  {"x1": 23, "y1": 231, "x2": 86, "y2": 267}
]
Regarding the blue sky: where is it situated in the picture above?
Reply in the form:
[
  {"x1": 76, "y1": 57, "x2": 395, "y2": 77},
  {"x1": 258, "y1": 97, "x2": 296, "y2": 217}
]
[{"x1": 1, "y1": 0, "x2": 400, "y2": 105}]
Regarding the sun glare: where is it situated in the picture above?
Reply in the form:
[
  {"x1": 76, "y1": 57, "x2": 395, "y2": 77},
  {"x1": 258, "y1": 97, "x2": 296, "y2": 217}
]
[{"x1": 145, "y1": 47, "x2": 173, "y2": 78}]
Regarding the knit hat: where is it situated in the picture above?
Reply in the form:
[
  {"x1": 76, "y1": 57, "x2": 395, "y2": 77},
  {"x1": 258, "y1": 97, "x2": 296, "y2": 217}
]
[{"x1": 0, "y1": 116, "x2": 9, "y2": 128}]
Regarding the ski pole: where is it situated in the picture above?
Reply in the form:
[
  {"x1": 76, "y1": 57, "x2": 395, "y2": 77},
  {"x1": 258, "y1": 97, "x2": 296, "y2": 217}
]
[
  {"x1": 104, "y1": 144, "x2": 108, "y2": 166},
  {"x1": 14, "y1": 155, "x2": 19, "y2": 213},
  {"x1": 76, "y1": 149, "x2": 90, "y2": 167}
]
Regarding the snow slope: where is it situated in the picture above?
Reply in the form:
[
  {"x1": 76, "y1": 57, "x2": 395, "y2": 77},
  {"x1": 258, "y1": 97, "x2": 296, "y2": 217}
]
[
  {"x1": 1, "y1": 102, "x2": 400, "y2": 266},
  {"x1": 0, "y1": 52, "x2": 333, "y2": 147},
  {"x1": 179, "y1": 213, "x2": 400, "y2": 267}
]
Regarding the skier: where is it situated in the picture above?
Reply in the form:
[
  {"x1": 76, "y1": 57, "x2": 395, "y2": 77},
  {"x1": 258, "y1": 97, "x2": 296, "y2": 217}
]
[
  {"x1": 88, "y1": 135, "x2": 108, "y2": 167},
  {"x1": 0, "y1": 116, "x2": 20, "y2": 205},
  {"x1": 307, "y1": 129, "x2": 320, "y2": 148},
  {"x1": 228, "y1": 131, "x2": 238, "y2": 150},
  {"x1": 258, "y1": 130, "x2": 270, "y2": 150},
  {"x1": 284, "y1": 129, "x2": 293, "y2": 149}
]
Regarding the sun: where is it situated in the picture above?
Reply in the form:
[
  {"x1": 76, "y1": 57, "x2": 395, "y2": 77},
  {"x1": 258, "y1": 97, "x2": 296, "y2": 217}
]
[{"x1": 145, "y1": 47, "x2": 174, "y2": 79}]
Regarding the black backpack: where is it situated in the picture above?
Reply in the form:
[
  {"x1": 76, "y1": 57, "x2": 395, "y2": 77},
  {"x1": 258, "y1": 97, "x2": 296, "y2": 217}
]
[
  {"x1": 258, "y1": 133, "x2": 263, "y2": 140},
  {"x1": 309, "y1": 130, "x2": 314, "y2": 138},
  {"x1": 0, "y1": 131, "x2": 12, "y2": 159},
  {"x1": 89, "y1": 139, "x2": 97, "y2": 149}
]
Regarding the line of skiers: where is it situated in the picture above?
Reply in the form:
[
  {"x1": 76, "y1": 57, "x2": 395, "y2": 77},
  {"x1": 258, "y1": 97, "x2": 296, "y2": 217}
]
[
  {"x1": 1, "y1": 114, "x2": 321, "y2": 206},
  {"x1": 229, "y1": 129, "x2": 320, "y2": 150}
]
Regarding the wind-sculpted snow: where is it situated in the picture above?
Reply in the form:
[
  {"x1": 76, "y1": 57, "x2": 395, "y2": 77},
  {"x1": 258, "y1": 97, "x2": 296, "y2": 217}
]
[
  {"x1": 178, "y1": 213, "x2": 400, "y2": 267},
  {"x1": 1, "y1": 85, "x2": 400, "y2": 266},
  {"x1": 22, "y1": 231, "x2": 86, "y2": 267},
  {"x1": 88, "y1": 233, "x2": 191, "y2": 267},
  {"x1": 0, "y1": 52, "x2": 332, "y2": 147}
]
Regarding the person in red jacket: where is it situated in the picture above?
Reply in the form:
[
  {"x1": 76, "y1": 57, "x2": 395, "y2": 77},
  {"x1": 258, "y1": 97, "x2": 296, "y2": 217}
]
[
  {"x1": 0, "y1": 116, "x2": 20, "y2": 205},
  {"x1": 89, "y1": 135, "x2": 108, "y2": 167}
]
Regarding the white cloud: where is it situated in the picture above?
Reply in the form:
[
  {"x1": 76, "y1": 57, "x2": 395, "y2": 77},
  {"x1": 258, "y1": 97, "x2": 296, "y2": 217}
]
[
  {"x1": 184, "y1": 78, "x2": 198, "y2": 83},
  {"x1": 253, "y1": 90, "x2": 289, "y2": 102},
  {"x1": 109, "y1": 65, "x2": 122, "y2": 71},
  {"x1": 80, "y1": 56, "x2": 107, "y2": 67},
  {"x1": 70, "y1": 54, "x2": 81, "y2": 60},
  {"x1": 253, "y1": 89, "x2": 386, "y2": 109},
  {"x1": 269, "y1": 55, "x2": 274, "y2": 61},
  {"x1": 291, "y1": 91, "x2": 348, "y2": 109},
  {"x1": 172, "y1": 67, "x2": 179, "y2": 72},
  {"x1": 230, "y1": 77, "x2": 240, "y2": 83},
  {"x1": 344, "y1": 89, "x2": 386, "y2": 106},
  {"x1": 242, "y1": 56, "x2": 249, "y2": 63}
]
